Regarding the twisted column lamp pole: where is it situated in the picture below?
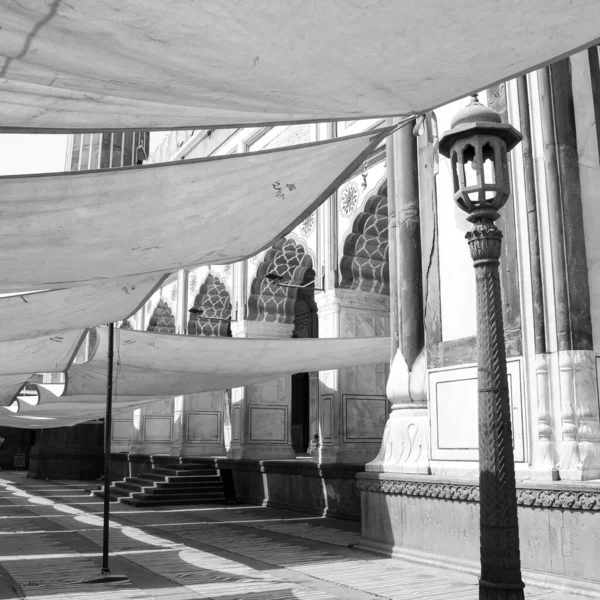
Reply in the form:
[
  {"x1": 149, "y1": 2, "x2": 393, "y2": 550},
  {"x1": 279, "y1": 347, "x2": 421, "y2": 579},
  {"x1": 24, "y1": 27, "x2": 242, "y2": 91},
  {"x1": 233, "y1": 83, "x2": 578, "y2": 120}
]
[{"x1": 439, "y1": 95, "x2": 525, "y2": 599}]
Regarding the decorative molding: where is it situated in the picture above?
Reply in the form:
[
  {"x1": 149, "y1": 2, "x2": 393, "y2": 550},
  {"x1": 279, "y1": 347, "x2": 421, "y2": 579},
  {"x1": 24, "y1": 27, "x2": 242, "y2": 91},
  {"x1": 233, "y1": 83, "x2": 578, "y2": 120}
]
[
  {"x1": 340, "y1": 182, "x2": 359, "y2": 216},
  {"x1": 357, "y1": 478, "x2": 600, "y2": 510},
  {"x1": 300, "y1": 213, "x2": 315, "y2": 237}
]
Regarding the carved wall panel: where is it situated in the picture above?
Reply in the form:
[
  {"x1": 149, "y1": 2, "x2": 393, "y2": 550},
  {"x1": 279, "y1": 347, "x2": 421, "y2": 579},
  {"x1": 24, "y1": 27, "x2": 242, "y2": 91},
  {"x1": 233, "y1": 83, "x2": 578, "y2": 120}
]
[{"x1": 429, "y1": 360, "x2": 525, "y2": 462}]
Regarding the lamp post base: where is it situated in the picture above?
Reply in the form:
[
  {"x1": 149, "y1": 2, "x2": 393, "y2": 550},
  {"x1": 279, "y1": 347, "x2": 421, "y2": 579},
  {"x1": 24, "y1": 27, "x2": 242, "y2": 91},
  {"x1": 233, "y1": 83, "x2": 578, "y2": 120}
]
[
  {"x1": 480, "y1": 580, "x2": 525, "y2": 600},
  {"x1": 81, "y1": 572, "x2": 129, "y2": 584}
]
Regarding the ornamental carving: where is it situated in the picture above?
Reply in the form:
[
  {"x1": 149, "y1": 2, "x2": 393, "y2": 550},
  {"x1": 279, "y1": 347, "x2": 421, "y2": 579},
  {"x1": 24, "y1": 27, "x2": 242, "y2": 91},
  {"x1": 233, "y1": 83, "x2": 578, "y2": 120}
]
[
  {"x1": 300, "y1": 213, "x2": 315, "y2": 237},
  {"x1": 189, "y1": 272, "x2": 198, "y2": 293},
  {"x1": 356, "y1": 478, "x2": 600, "y2": 511},
  {"x1": 340, "y1": 182, "x2": 359, "y2": 216}
]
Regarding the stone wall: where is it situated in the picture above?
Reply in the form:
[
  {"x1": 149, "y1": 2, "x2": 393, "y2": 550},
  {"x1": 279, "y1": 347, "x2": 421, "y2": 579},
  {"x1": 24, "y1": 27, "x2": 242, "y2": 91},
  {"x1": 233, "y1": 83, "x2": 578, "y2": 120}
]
[
  {"x1": 358, "y1": 472, "x2": 600, "y2": 595},
  {"x1": 228, "y1": 459, "x2": 363, "y2": 520}
]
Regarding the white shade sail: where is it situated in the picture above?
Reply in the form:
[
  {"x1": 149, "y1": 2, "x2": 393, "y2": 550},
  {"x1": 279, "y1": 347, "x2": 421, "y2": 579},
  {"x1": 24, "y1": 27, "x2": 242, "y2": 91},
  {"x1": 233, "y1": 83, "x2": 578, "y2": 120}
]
[
  {"x1": 0, "y1": 128, "x2": 388, "y2": 292},
  {"x1": 12, "y1": 386, "x2": 162, "y2": 416},
  {"x1": 0, "y1": 374, "x2": 33, "y2": 407},
  {"x1": 65, "y1": 327, "x2": 390, "y2": 397},
  {"x1": 1, "y1": 1, "x2": 598, "y2": 131},
  {"x1": 0, "y1": 330, "x2": 86, "y2": 376},
  {"x1": 0, "y1": 274, "x2": 165, "y2": 342}
]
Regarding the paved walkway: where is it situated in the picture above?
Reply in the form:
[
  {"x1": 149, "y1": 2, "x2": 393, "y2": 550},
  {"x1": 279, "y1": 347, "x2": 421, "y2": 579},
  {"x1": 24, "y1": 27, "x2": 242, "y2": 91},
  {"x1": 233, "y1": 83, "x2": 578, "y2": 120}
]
[{"x1": 0, "y1": 471, "x2": 588, "y2": 599}]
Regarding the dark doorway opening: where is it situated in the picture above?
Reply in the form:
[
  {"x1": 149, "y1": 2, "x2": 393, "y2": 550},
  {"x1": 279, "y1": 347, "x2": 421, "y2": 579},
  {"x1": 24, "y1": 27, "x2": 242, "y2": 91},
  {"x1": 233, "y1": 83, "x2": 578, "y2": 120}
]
[{"x1": 291, "y1": 268, "x2": 318, "y2": 454}]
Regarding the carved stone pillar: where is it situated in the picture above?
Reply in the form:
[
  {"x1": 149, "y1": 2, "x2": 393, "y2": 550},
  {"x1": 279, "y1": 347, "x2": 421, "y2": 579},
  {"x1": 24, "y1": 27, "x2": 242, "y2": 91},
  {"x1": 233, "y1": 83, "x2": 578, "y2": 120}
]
[
  {"x1": 228, "y1": 320, "x2": 295, "y2": 460},
  {"x1": 171, "y1": 391, "x2": 228, "y2": 458},
  {"x1": 128, "y1": 398, "x2": 174, "y2": 457},
  {"x1": 315, "y1": 288, "x2": 389, "y2": 464},
  {"x1": 367, "y1": 118, "x2": 429, "y2": 474},
  {"x1": 537, "y1": 62, "x2": 600, "y2": 480}
]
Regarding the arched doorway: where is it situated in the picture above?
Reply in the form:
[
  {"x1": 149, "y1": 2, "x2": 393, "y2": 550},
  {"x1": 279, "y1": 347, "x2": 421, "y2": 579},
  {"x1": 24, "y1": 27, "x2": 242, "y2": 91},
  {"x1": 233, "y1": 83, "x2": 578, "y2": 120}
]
[
  {"x1": 248, "y1": 236, "x2": 318, "y2": 455},
  {"x1": 291, "y1": 267, "x2": 318, "y2": 454}
]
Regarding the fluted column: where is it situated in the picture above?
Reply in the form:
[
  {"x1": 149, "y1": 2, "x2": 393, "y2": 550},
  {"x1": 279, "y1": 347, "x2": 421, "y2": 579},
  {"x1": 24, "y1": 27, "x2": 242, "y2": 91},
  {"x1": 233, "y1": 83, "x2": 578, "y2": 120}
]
[{"x1": 467, "y1": 217, "x2": 524, "y2": 599}]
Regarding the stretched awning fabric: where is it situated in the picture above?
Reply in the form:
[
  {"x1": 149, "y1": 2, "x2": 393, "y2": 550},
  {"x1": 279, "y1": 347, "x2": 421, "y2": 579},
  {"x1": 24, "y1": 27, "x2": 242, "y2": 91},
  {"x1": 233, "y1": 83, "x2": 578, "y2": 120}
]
[
  {"x1": 65, "y1": 327, "x2": 390, "y2": 397},
  {"x1": 0, "y1": 374, "x2": 32, "y2": 407},
  {"x1": 12, "y1": 387, "x2": 163, "y2": 416},
  {"x1": 1, "y1": 386, "x2": 156, "y2": 428},
  {"x1": 0, "y1": 274, "x2": 166, "y2": 342},
  {"x1": 1, "y1": 1, "x2": 598, "y2": 131},
  {"x1": 0, "y1": 329, "x2": 390, "y2": 427},
  {"x1": 0, "y1": 330, "x2": 86, "y2": 376},
  {"x1": 0, "y1": 128, "x2": 388, "y2": 292}
]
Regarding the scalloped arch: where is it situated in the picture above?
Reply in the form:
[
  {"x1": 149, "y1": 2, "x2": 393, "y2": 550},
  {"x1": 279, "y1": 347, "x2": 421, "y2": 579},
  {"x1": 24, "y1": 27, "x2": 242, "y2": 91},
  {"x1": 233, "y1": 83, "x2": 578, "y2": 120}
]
[
  {"x1": 146, "y1": 298, "x2": 176, "y2": 334},
  {"x1": 339, "y1": 180, "x2": 389, "y2": 295},
  {"x1": 188, "y1": 272, "x2": 232, "y2": 337},
  {"x1": 247, "y1": 237, "x2": 314, "y2": 324}
]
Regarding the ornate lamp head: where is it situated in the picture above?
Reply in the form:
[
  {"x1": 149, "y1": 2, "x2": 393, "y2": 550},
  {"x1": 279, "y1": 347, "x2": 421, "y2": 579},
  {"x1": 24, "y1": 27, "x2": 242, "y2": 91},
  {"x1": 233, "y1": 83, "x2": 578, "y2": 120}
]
[{"x1": 439, "y1": 95, "x2": 522, "y2": 220}]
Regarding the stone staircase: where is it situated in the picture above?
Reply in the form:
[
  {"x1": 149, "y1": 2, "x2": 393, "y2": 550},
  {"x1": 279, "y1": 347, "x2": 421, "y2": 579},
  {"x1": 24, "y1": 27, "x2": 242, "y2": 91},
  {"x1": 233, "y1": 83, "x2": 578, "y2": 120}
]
[{"x1": 93, "y1": 460, "x2": 228, "y2": 507}]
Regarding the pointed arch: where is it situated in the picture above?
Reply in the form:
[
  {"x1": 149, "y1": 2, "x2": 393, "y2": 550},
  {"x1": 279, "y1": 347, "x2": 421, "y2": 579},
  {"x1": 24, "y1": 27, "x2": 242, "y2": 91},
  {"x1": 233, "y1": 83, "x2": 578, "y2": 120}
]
[
  {"x1": 188, "y1": 272, "x2": 232, "y2": 337},
  {"x1": 339, "y1": 180, "x2": 389, "y2": 295},
  {"x1": 247, "y1": 237, "x2": 314, "y2": 324},
  {"x1": 146, "y1": 298, "x2": 176, "y2": 334}
]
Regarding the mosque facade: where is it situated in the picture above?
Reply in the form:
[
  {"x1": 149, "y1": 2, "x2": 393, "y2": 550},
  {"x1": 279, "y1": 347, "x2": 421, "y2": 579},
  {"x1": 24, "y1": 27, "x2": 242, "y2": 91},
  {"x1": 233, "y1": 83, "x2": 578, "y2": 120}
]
[{"x1": 28, "y1": 45, "x2": 600, "y2": 589}]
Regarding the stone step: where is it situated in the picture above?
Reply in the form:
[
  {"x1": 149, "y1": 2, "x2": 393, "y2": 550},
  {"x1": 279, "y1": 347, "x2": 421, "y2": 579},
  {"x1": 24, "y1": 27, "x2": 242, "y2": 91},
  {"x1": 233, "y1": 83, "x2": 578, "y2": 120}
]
[
  {"x1": 120, "y1": 484, "x2": 224, "y2": 497},
  {"x1": 151, "y1": 467, "x2": 217, "y2": 477},
  {"x1": 121, "y1": 494, "x2": 226, "y2": 508},
  {"x1": 125, "y1": 476, "x2": 221, "y2": 488},
  {"x1": 139, "y1": 473, "x2": 220, "y2": 484}
]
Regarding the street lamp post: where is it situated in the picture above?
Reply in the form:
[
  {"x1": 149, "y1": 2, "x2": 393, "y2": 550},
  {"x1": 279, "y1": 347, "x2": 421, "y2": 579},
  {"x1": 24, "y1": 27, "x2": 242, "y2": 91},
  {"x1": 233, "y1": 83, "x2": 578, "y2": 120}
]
[{"x1": 439, "y1": 96, "x2": 524, "y2": 600}]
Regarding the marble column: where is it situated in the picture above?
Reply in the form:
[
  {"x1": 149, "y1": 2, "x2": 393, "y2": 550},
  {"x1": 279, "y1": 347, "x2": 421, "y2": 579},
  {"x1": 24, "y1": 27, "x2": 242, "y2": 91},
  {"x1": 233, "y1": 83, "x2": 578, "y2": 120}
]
[
  {"x1": 538, "y1": 62, "x2": 600, "y2": 480},
  {"x1": 170, "y1": 391, "x2": 228, "y2": 458},
  {"x1": 315, "y1": 288, "x2": 389, "y2": 464},
  {"x1": 367, "y1": 119, "x2": 429, "y2": 474},
  {"x1": 228, "y1": 320, "x2": 296, "y2": 460},
  {"x1": 127, "y1": 398, "x2": 174, "y2": 457}
]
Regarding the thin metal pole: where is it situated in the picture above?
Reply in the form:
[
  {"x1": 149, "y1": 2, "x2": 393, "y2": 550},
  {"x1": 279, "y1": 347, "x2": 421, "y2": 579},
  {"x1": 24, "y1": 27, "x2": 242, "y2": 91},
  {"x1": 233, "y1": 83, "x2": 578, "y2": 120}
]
[{"x1": 102, "y1": 322, "x2": 115, "y2": 575}]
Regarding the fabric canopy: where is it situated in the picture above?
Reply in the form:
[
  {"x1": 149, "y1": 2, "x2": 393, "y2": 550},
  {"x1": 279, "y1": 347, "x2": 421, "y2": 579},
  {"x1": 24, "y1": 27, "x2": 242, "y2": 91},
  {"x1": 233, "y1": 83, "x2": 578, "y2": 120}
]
[
  {"x1": 0, "y1": 128, "x2": 388, "y2": 292},
  {"x1": 65, "y1": 327, "x2": 390, "y2": 397},
  {"x1": 0, "y1": 330, "x2": 85, "y2": 376},
  {"x1": 1, "y1": 1, "x2": 598, "y2": 132},
  {"x1": 0, "y1": 374, "x2": 33, "y2": 407},
  {"x1": 0, "y1": 274, "x2": 165, "y2": 342},
  {"x1": 0, "y1": 328, "x2": 390, "y2": 427},
  {"x1": 12, "y1": 387, "x2": 162, "y2": 416}
]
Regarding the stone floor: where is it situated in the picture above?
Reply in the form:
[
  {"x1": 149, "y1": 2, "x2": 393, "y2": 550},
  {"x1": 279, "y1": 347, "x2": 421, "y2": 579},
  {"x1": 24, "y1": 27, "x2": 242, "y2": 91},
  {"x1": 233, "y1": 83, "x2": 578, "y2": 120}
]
[{"x1": 0, "y1": 471, "x2": 591, "y2": 600}]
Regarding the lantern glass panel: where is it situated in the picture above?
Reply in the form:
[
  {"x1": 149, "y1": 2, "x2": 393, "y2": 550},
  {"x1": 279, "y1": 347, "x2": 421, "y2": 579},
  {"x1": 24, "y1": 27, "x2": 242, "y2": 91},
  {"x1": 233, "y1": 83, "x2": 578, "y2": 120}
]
[
  {"x1": 482, "y1": 143, "x2": 496, "y2": 200},
  {"x1": 461, "y1": 145, "x2": 478, "y2": 202}
]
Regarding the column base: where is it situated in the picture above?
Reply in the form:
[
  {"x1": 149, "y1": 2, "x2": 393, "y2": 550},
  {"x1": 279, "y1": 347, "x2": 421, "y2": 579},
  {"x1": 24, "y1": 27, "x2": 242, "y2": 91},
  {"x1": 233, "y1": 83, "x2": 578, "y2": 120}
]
[{"x1": 365, "y1": 405, "x2": 431, "y2": 474}]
